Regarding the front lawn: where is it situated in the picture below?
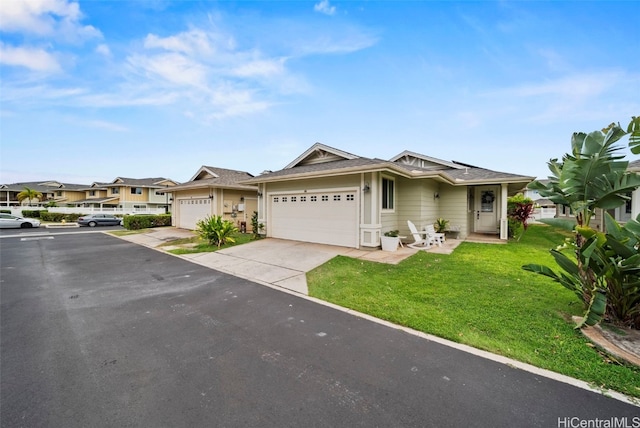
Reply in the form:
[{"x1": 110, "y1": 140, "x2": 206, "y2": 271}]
[{"x1": 307, "y1": 224, "x2": 640, "y2": 399}]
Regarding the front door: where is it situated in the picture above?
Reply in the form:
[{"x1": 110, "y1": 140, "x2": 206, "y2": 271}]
[{"x1": 475, "y1": 186, "x2": 498, "y2": 233}]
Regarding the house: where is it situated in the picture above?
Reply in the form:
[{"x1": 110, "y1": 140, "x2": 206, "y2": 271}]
[
  {"x1": 169, "y1": 166, "x2": 258, "y2": 230},
  {"x1": 524, "y1": 179, "x2": 550, "y2": 201},
  {"x1": 0, "y1": 181, "x2": 88, "y2": 207},
  {"x1": 73, "y1": 177, "x2": 179, "y2": 212},
  {"x1": 241, "y1": 143, "x2": 534, "y2": 249}
]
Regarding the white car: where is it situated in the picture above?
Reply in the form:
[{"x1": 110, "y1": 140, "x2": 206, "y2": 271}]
[{"x1": 0, "y1": 213, "x2": 41, "y2": 229}]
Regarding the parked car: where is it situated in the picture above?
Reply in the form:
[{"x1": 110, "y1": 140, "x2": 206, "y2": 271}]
[
  {"x1": 77, "y1": 214, "x2": 123, "y2": 227},
  {"x1": 0, "y1": 213, "x2": 41, "y2": 229}
]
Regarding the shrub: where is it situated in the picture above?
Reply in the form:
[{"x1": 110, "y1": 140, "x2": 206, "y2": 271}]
[
  {"x1": 122, "y1": 214, "x2": 171, "y2": 230},
  {"x1": 507, "y1": 193, "x2": 534, "y2": 241},
  {"x1": 1, "y1": 210, "x2": 11, "y2": 214},
  {"x1": 250, "y1": 211, "x2": 264, "y2": 240},
  {"x1": 22, "y1": 210, "x2": 44, "y2": 218},
  {"x1": 196, "y1": 215, "x2": 238, "y2": 248},
  {"x1": 40, "y1": 212, "x2": 84, "y2": 222}
]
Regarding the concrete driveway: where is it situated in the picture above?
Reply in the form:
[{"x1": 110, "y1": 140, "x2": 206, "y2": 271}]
[{"x1": 118, "y1": 228, "x2": 425, "y2": 294}]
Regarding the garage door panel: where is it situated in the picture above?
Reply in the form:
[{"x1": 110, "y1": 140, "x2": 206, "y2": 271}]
[
  {"x1": 270, "y1": 191, "x2": 358, "y2": 248},
  {"x1": 178, "y1": 198, "x2": 212, "y2": 230}
]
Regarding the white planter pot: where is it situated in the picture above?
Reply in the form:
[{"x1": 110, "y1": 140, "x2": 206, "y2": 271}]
[{"x1": 381, "y1": 236, "x2": 399, "y2": 252}]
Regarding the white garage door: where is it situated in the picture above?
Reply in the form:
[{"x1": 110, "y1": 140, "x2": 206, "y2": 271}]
[
  {"x1": 178, "y1": 198, "x2": 212, "y2": 230},
  {"x1": 270, "y1": 191, "x2": 358, "y2": 248}
]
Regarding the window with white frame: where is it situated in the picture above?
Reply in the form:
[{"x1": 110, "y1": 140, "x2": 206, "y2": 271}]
[
  {"x1": 131, "y1": 187, "x2": 143, "y2": 195},
  {"x1": 382, "y1": 177, "x2": 395, "y2": 210}
]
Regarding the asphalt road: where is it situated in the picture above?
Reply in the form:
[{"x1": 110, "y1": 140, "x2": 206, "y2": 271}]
[{"x1": 1, "y1": 232, "x2": 638, "y2": 427}]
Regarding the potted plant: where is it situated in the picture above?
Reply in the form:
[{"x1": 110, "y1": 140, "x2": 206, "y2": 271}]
[
  {"x1": 434, "y1": 218, "x2": 449, "y2": 233},
  {"x1": 381, "y1": 230, "x2": 400, "y2": 252}
]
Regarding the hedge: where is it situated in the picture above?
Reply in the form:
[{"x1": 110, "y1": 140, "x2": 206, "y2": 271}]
[
  {"x1": 122, "y1": 214, "x2": 172, "y2": 230},
  {"x1": 1, "y1": 210, "x2": 11, "y2": 214},
  {"x1": 22, "y1": 210, "x2": 44, "y2": 218},
  {"x1": 39, "y1": 212, "x2": 85, "y2": 222}
]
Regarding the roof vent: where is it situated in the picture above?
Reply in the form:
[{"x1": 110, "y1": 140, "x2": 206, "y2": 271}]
[{"x1": 464, "y1": 168, "x2": 469, "y2": 175}]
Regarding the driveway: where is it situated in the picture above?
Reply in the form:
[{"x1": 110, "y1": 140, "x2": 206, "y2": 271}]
[
  {"x1": 117, "y1": 228, "x2": 425, "y2": 294},
  {"x1": 1, "y1": 232, "x2": 637, "y2": 427}
]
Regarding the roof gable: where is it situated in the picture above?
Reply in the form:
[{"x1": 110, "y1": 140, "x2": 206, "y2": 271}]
[
  {"x1": 390, "y1": 151, "x2": 462, "y2": 171},
  {"x1": 284, "y1": 143, "x2": 360, "y2": 169},
  {"x1": 189, "y1": 166, "x2": 220, "y2": 182}
]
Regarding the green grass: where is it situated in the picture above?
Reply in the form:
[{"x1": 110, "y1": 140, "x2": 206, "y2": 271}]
[
  {"x1": 167, "y1": 233, "x2": 254, "y2": 254},
  {"x1": 307, "y1": 224, "x2": 640, "y2": 399}
]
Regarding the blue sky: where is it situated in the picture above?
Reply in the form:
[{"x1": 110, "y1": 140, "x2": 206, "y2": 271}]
[{"x1": 1, "y1": 0, "x2": 638, "y2": 185}]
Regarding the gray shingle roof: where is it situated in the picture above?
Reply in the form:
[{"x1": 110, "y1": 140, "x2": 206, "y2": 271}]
[
  {"x1": 245, "y1": 158, "x2": 391, "y2": 183},
  {"x1": 110, "y1": 177, "x2": 175, "y2": 187},
  {"x1": 243, "y1": 156, "x2": 533, "y2": 185},
  {"x1": 0, "y1": 181, "x2": 90, "y2": 192},
  {"x1": 170, "y1": 167, "x2": 257, "y2": 191}
]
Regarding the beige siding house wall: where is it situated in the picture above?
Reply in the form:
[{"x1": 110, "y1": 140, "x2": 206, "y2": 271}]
[{"x1": 243, "y1": 143, "x2": 534, "y2": 249}]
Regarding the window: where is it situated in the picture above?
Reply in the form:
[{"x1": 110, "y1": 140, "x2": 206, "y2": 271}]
[
  {"x1": 300, "y1": 196, "x2": 307, "y2": 202},
  {"x1": 56, "y1": 191, "x2": 62, "y2": 197},
  {"x1": 333, "y1": 195, "x2": 341, "y2": 201},
  {"x1": 625, "y1": 193, "x2": 632, "y2": 214},
  {"x1": 274, "y1": 197, "x2": 279, "y2": 202},
  {"x1": 89, "y1": 190, "x2": 96, "y2": 196},
  {"x1": 382, "y1": 177, "x2": 394, "y2": 210},
  {"x1": 310, "y1": 196, "x2": 317, "y2": 202},
  {"x1": 321, "y1": 195, "x2": 329, "y2": 201},
  {"x1": 291, "y1": 196, "x2": 297, "y2": 202},
  {"x1": 131, "y1": 187, "x2": 143, "y2": 195},
  {"x1": 346, "y1": 194, "x2": 354, "y2": 201},
  {"x1": 111, "y1": 187, "x2": 119, "y2": 194},
  {"x1": 282, "y1": 197, "x2": 288, "y2": 202}
]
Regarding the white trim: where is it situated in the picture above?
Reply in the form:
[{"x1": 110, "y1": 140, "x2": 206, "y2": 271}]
[{"x1": 284, "y1": 143, "x2": 360, "y2": 169}]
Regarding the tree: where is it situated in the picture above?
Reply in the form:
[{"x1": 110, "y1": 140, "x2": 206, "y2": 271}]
[
  {"x1": 523, "y1": 118, "x2": 640, "y2": 329},
  {"x1": 17, "y1": 187, "x2": 43, "y2": 206}
]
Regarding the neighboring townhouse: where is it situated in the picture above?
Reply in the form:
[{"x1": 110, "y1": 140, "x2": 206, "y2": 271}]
[
  {"x1": 169, "y1": 166, "x2": 258, "y2": 230},
  {"x1": 242, "y1": 143, "x2": 534, "y2": 249},
  {"x1": 0, "y1": 181, "x2": 88, "y2": 207},
  {"x1": 74, "y1": 177, "x2": 180, "y2": 212}
]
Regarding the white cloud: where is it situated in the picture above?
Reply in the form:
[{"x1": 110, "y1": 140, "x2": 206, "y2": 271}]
[
  {"x1": 0, "y1": 0, "x2": 101, "y2": 41},
  {"x1": 128, "y1": 52, "x2": 209, "y2": 88},
  {"x1": 233, "y1": 58, "x2": 286, "y2": 78},
  {"x1": 144, "y1": 29, "x2": 218, "y2": 56},
  {"x1": 95, "y1": 43, "x2": 111, "y2": 57},
  {"x1": 84, "y1": 120, "x2": 128, "y2": 132},
  {"x1": 314, "y1": 0, "x2": 336, "y2": 16},
  {"x1": 0, "y1": 42, "x2": 61, "y2": 72},
  {"x1": 482, "y1": 71, "x2": 640, "y2": 124}
]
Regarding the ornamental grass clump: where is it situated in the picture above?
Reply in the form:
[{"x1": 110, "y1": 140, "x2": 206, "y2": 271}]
[{"x1": 196, "y1": 215, "x2": 238, "y2": 248}]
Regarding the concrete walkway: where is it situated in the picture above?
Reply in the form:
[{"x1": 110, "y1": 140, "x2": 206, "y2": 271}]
[{"x1": 115, "y1": 227, "x2": 463, "y2": 294}]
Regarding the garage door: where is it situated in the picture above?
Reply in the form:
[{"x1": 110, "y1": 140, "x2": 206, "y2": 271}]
[
  {"x1": 269, "y1": 191, "x2": 358, "y2": 248},
  {"x1": 178, "y1": 198, "x2": 212, "y2": 229}
]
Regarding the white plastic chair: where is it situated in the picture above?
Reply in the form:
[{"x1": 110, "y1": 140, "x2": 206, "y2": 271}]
[
  {"x1": 424, "y1": 224, "x2": 445, "y2": 246},
  {"x1": 407, "y1": 220, "x2": 435, "y2": 250}
]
